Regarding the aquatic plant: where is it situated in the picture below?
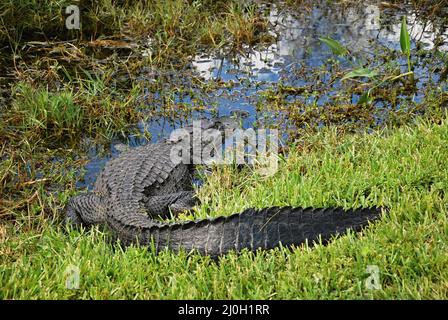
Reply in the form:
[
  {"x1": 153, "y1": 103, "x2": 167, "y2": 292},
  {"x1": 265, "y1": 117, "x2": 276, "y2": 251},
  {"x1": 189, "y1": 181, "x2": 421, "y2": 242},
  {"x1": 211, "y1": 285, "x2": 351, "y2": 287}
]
[{"x1": 319, "y1": 15, "x2": 416, "y2": 105}]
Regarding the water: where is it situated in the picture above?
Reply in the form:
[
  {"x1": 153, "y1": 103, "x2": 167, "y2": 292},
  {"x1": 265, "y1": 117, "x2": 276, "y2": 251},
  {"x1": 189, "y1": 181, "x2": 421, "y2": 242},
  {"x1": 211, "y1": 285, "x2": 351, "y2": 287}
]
[{"x1": 77, "y1": 1, "x2": 448, "y2": 189}]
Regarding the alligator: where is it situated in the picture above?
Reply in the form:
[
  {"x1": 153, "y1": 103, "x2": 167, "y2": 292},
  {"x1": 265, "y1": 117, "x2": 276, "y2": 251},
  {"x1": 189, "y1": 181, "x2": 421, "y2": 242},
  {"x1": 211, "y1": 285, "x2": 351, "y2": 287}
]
[{"x1": 66, "y1": 118, "x2": 384, "y2": 258}]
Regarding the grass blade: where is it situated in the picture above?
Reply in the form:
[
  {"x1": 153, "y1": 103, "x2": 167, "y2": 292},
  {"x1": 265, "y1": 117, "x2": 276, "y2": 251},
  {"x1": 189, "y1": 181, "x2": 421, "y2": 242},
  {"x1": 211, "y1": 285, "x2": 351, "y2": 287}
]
[
  {"x1": 319, "y1": 36, "x2": 349, "y2": 56},
  {"x1": 400, "y1": 16, "x2": 411, "y2": 56},
  {"x1": 341, "y1": 68, "x2": 378, "y2": 81},
  {"x1": 357, "y1": 91, "x2": 373, "y2": 105}
]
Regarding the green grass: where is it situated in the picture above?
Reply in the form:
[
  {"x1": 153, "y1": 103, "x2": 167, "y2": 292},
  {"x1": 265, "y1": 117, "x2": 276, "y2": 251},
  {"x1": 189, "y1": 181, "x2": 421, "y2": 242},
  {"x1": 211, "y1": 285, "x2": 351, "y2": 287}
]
[
  {"x1": 1, "y1": 114, "x2": 447, "y2": 299},
  {"x1": 0, "y1": 0, "x2": 273, "y2": 146},
  {"x1": 2, "y1": 74, "x2": 149, "y2": 146},
  {"x1": 10, "y1": 82, "x2": 83, "y2": 137},
  {"x1": 0, "y1": 0, "x2": 271, "y2": 66}
]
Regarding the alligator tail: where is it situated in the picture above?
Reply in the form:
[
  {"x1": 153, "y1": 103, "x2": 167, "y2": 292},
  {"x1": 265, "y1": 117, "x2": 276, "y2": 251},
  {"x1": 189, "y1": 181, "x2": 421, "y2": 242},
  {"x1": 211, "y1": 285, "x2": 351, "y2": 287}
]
[{"x1": 124, "y1": 206, "x2": 384, "y2": 257}]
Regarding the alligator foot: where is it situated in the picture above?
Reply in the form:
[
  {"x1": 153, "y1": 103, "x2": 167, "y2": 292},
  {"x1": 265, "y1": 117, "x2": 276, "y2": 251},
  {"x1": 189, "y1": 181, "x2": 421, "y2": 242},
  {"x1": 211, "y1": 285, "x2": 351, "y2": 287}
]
[{"x1": 143, "y1": 191, "x2": 199, "y2": 219}]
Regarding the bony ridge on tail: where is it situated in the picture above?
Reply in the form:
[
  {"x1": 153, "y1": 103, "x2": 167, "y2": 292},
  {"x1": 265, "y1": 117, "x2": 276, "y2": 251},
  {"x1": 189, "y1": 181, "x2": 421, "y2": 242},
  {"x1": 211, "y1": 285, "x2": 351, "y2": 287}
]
[{"x1": 66, "y1": 118, "x2": 386, "y2": 258}]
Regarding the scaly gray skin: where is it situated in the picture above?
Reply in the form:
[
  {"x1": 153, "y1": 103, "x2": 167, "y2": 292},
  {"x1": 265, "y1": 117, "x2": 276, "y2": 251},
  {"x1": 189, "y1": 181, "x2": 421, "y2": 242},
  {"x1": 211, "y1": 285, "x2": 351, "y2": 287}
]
[{"x1": 66, "y1": 119, "x2": 384, "y2": 258}]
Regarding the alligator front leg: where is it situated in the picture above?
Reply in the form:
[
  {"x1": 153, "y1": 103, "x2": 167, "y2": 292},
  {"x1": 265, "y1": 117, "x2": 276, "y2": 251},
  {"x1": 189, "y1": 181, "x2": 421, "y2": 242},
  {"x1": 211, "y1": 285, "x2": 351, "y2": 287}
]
[
  {"x1": 66, "y1": 192, "x2": 106, "y2": 227},
  {"x1": 143, "y1": 191, "x2": 199, "y2": 219}
]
